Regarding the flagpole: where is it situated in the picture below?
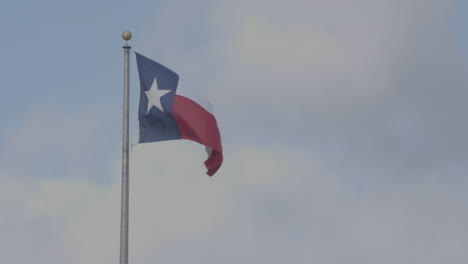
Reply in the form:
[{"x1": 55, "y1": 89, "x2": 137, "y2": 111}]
[{"x1": 120, "y1": 30, "x2": 132, "y2": 264}]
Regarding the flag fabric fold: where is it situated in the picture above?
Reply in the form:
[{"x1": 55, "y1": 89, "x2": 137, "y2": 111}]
[{"x1": 135, "y1": 52, "x2": 223, "y2": 176}]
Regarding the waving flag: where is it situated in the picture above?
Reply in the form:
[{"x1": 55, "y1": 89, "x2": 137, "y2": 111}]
[{"x1": 135, "y1": 52, "x2": 223, "y2": 176}]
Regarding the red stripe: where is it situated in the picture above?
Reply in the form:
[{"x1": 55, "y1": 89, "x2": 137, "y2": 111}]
[{"x1": 173, "y1": 95, "x2": 223, "y2": 176}]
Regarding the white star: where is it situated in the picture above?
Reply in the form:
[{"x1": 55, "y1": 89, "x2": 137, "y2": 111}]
[{"x1": 145, "y1": 78, "x2": 171, "y2": 113}]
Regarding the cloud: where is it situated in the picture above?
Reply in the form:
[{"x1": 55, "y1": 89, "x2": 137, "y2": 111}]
[
  {"x1": 140, "y1": 0, "x2": 468, "y2": 175},
  {"x1": 1, "y1": 103, "x2": 119, "y2": 181},
  {"x1": 133, "y1": 0, "x2": 467, "y2": 262},
  {"x1": 2, "y1": 0, "x2": 468, "y2": 263},
  {"x1": 0, "y1": 103, "x2": 121, "y2": 263},
  {"x1": 2, "y1": 142, "x2": 468, "y2": 263}
]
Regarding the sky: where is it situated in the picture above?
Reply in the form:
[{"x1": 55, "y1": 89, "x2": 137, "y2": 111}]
[{"x1": 1, "y1": 0, "x2": 468, "y2": 263}]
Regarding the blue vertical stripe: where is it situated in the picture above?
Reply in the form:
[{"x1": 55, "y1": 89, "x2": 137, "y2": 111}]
[{"x1": 135, "y1": 52, "x2": 182, "y2": 143}]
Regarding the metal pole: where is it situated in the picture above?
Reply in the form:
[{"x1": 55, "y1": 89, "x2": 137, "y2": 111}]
[{"x1": 120, "y1": 31, "x2": 132, "y2": 264}]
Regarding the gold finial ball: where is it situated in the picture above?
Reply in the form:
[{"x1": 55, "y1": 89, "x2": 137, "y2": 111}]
[{"x1": 122, "y1": 31, "x2": 132, "y2": 41}]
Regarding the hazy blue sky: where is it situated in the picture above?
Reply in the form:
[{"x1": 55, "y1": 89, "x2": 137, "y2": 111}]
[{"x1": 1, "y1": 0, "x2": 468, "y2": 263}]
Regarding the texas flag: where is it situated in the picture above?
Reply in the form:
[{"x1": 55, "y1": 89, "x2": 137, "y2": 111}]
[{"x1": 135, "y1": 52, "x2": 223, "y2": 176}]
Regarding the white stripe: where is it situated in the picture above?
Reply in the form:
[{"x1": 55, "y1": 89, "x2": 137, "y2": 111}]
[
  {"x1": 205, "y1": 146, "x2": 213, "y2": 157},
  {"x1": 175, "y1": 78, "x2": 214, "y2": 115}
]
